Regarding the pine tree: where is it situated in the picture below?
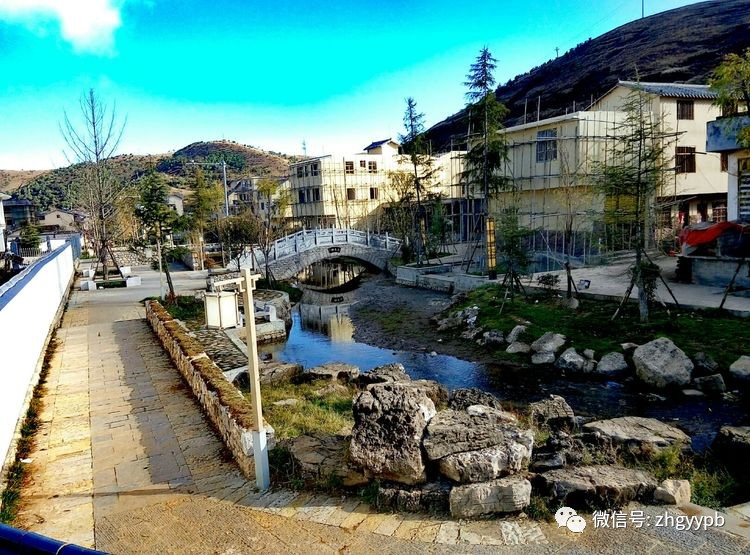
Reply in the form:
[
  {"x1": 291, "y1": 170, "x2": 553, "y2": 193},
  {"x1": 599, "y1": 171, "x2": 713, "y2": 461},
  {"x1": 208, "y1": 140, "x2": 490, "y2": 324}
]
[
  {"x1": 398, "y1": 97, "x2": 434, "y2": 265},
  {"x1": 594, "y1": 84, "x2": 677, "y2": 322}
]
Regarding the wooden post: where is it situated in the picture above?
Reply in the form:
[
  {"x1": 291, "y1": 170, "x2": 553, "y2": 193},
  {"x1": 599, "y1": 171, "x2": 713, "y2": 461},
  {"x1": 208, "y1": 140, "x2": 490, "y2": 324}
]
[{"x1": 242, "y1": 268, "x2": 270, "y2": 490}]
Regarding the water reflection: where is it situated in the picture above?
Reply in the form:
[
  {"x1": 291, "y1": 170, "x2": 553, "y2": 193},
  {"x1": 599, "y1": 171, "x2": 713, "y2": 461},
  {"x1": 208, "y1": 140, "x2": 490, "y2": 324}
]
[
  {"x1": 297, "y1": 260, "x2": 366, "y2": 292},
  {"x1": 259, "y1": 299, "x2": 492, "y2": 390}
]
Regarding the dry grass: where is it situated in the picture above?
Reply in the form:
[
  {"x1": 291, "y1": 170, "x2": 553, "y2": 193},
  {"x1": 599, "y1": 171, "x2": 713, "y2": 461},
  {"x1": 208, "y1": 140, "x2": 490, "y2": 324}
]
[{"x1": 257, "y1": 380, "x2": 356, "y2": 440}]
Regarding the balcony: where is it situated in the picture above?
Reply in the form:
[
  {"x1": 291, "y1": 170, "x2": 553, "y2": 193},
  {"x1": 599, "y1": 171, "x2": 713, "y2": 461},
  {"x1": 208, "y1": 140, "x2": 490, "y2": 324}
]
[{"x1": 706, "y1": 115, "x2": 750, "y2": 152}]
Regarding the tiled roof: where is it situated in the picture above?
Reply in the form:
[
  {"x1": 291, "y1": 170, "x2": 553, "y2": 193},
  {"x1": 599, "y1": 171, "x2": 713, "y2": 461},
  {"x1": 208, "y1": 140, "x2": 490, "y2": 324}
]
[
  {"x1": 363, "y1": 138, "x2": 396, "y2": 151},
  {"x1": 619, "y1": 81, "x2": 717, "y2": 100}
]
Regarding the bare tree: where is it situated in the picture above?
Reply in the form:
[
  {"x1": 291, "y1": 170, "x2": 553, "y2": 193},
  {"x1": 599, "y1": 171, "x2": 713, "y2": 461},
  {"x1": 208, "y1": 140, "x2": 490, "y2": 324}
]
[{"x1": 61, "y1": 89, "x2": 127, "y2": 280}]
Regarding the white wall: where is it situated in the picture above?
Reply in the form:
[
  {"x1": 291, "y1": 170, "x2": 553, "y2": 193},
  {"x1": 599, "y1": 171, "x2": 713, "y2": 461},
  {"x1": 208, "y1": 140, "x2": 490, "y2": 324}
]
[{"x1": 0, "y1": 244, "x2": 74, "y2": 467}]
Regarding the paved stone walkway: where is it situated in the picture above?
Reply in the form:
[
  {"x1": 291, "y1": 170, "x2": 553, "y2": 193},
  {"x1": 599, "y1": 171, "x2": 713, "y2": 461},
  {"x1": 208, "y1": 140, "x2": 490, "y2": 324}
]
[
  {"x1": 192, "y1": 328, "x2": 247, "y2": 372},
  {"x1": 14, "y1": 268, "x2": 750, "y2": 554}
]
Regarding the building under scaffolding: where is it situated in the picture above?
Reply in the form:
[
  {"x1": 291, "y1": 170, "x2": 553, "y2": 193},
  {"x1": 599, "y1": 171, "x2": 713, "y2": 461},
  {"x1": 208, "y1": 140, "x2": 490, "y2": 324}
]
[{"x1": 492, "y1": 81, "x2": 727, "y2": 270}]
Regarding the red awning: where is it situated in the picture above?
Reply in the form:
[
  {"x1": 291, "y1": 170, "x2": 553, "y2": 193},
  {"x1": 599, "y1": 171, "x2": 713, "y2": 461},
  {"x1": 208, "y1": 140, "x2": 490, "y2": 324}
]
[{"x1": 679, "y1": 221, "x2": 745, "y2": 247}]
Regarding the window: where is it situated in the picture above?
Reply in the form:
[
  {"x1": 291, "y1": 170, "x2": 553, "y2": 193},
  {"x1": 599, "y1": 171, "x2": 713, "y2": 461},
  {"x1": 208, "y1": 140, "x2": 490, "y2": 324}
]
[
  {"x1": 368, "y1": 161, "x2": 377, "y2": 173},
  {"x1": 296, "y1": 166, "x2": 303, "y2": 178},
  {"x1": 304, "y1": 165, "x2": 310, "y2": 177},
  {"x1": 677, "y1": 100, "x2": 694, "y2": 120},
  {"x1": 260, "y1": 202, "x2": 265, "y2": 210},
  {"x1": 311, "y1": 163, "x2": 320, "y2": 176},
  {"x1": 712, "y1": 201, "x2": 727, "y2": 223},
  {"x1": 676, "y1": 146, "x2": 696, "y2": 173},
  {"x1": 346, "y1": 188, "x2": 356, "y2": 201},
  {"x1": 536, "y1": 129, "x2": 557, "y2": 162},
  {"x1": 740, "y1": 159, "x2": 750, "y2": 221},
  {"x1": 359, "y1": 160, "x2": 366, "y2": 169},
  {"x1": 369, "y1": 187, "x2": 378, "y2": 200},
  {"x1": 312, "y1": 188, "x2": 321, "y2": 202},
  {"x1": 721, "y1": 153, "x2": 728, "y2": 172},
  {"x1": 298, "y1": 190, "x2": 306, "y2": 204},
  {"x1": 345, "y1": 161, "x2": 354, "y2": 174}
]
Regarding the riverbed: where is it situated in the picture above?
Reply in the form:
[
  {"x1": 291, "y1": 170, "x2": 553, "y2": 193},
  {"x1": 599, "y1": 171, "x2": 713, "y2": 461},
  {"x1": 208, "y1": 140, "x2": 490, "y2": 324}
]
[{"x1": 261, "y1": 273, "x2": 748, "y2": 451}]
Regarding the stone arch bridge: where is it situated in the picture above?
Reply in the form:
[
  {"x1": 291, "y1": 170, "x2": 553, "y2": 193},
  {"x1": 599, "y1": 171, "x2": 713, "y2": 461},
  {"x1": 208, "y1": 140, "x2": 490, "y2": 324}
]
[{"x1": 235, "y1": 228, "x2": 401, "y2": 280}]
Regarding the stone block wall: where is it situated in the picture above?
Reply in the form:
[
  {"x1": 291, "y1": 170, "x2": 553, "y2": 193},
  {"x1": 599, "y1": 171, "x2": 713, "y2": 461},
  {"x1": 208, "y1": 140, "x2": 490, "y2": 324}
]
[{"x1": 145, "y1": 300, "x2": 274, "y2": 479}]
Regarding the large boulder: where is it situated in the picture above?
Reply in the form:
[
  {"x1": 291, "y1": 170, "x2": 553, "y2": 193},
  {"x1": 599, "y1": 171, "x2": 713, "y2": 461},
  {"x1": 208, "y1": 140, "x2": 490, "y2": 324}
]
[
  {"x1": 483, "y1": 330, "x2": 505, "y2": 345},
  {"x1": 438, "y1": 430, "x2": 534, "y2": 483},
  {"x1": 539, "y1": 465, "x2": 657, "y2": 509},
  {"x1": 259, "y1": 361, "x2": 303, "y2": 385},
  {"x1": 531, "y1": 332, "x2": 566, "y2": 354},
  {"x1": 449, "y1": 477, "x2": 531, "y2": 518},
  {"x1": 422, "y1": 406, "x2": 519, "y2": 461},
  {"x1": 633, "y1": 338, "x2": 693, "y2": 389},
  {"x1": 287, "y1": 435, "x2": 368, "y2": 487},
  {"x1": 555, "y1": 347, "x2": 586, "y2": 373},
  {"x1": 693, "y1": 352, "x2": 720, "y2": 376},
  {"x1": 528, "y1": 395, "x2": 576, "y2": 430},
  {"x1": 305, "y1": 362, "x2": 360, "y2": 382},
  {"x1": 583, "y1": 416, "x2": 691, "y2": 452},
  {"x1": 349, "y1": 382, "x2": 436, "y2": 484},
  {"x1": 729, "y1": 356, "x2": 750, "y2": 384},
  {"x1": 712, "y1": 426, "x2": 750, "y2": 471},
  {"x1": 506, "y1": 341, "x2": 531, "y2": 354},
  {"x1": 376, "y1": 379, "x2": 448, "y2": 408},
  {"x1": 693, "y1": 374, "x2": 726, "y2": 395},
  {"x1": 531, "y1": 351, "x2": 555, "y2": 365},
  {"x1": 377, "y1": 480, "x2": 451, "y2": 513},
  {"x1": 449, "y1": 388, "x2": 504, "y2": 411},
  {"x1": 596, "y1": 352, "x2": 629, "y2": 377},
  {"x1": 531, "y1": 431, "x2": 586, "y2": 472},
  {"x1": 358, "y1": 363, "x2": 410, "y2": 386},
  {"x1": 506, "y1": 325, "x2": 527, "y2": 344}
]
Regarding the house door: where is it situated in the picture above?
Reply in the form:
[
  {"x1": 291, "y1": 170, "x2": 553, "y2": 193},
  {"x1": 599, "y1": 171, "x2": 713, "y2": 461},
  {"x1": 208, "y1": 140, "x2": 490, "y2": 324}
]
[{"x1": 740, "y1": 158, "x2": 750, "y2": 221}]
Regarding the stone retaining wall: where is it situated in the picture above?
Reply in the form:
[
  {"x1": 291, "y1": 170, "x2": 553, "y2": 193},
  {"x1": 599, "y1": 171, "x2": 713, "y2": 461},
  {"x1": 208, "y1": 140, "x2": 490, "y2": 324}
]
[{"x1": 145, "y1": 300, "x2": 274, "y2": 479}]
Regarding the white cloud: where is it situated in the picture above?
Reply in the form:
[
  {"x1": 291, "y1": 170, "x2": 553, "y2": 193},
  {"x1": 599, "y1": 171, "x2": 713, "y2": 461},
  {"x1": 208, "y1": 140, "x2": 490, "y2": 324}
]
[{"x1": 0, "y1": 0, "x2": 122, "y2": 53}]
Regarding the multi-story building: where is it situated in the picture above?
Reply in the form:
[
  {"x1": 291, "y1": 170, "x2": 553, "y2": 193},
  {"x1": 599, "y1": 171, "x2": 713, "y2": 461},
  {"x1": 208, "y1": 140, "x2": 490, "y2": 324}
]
[
  {"x1": 288, "y1": 139, "x2": 468, "y2": 236},
  {"x1": 227, "y1": 176, "x2": 291, "y2": 222},
  {"x1": 493, "y1": 81, "x2": 727, "y2": 257},
  {"x1": 2, "y1": 198, "x2": 37, "y2": 230}
]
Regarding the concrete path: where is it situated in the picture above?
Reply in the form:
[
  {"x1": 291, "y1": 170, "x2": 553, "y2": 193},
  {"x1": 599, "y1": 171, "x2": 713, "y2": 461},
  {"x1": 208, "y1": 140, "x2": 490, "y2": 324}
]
[{"x1": 14, "y1": 266, "x2": 750, "y2": 554}]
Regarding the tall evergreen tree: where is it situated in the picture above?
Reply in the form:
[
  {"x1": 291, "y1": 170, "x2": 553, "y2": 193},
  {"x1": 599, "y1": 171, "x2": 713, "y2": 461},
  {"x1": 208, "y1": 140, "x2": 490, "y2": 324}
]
[
  {"x1": 135, "y1": 171, "x2": 177, "y2": 299},
  {"x1": 594, "y1": 84, "x2": 676, "y2": 322},
  {"x1": 462, "y1": 47, "x2": 509, "y2": 275},
  {"x1": 463, "y1": 48, "x2": 509, "y2": 211},
  {"x1": 399, "y1": 97, "x2": 434, "y2": 265}
]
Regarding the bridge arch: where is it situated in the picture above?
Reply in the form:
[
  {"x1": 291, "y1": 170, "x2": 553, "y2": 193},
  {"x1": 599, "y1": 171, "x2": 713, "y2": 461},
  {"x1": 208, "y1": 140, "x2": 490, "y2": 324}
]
[{"x1": 236, "y1": 228, "x2": 400, "y2": 281}]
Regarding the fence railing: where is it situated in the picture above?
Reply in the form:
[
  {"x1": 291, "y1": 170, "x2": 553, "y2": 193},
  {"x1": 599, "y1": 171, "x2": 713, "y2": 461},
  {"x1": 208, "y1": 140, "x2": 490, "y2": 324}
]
[{"x1": 252, "y1": 229, "x2": 400, "y2": 265}]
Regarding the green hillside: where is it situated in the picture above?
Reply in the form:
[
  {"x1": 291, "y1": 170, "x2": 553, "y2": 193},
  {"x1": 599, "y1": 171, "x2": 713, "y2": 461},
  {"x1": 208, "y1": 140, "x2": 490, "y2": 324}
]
[{"x1": 11, "y1": 141, "x2": 297, "y2": 211}]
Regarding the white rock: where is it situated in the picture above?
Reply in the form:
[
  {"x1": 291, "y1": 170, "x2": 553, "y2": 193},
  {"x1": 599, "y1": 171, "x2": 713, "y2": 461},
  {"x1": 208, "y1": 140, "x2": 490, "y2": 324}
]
[
  {"x1": 654, "y1": 479, "x2": 691, "y2": 505},
  {"x1": 506, "y1": 325, "x2": 527, "y2": 344},
  {"x1": 730, "y1": 356, "x2": 750, "y2": 383},
  {"x1": 449, "y1": 477, "x2": 531, "y2": 518},
  {"x1": 531, "y1": 332, "x2": 566, "y2": 354},
  {"x1": 633, "y1": 338, "x2": 693, "y2": 389},
  {"x1": 506, "y1": 341, "x2": 531, "y2": 354}
]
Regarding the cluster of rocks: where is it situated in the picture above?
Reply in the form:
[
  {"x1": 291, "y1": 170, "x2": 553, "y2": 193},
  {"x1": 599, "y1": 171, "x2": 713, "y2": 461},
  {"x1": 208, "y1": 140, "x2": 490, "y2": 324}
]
[
  {"x1": 440, "y1": 304, "x2": 748, "y2": 397},
  {"x1": 283, "y1": 361, "x2": 699, "y2": 519}
]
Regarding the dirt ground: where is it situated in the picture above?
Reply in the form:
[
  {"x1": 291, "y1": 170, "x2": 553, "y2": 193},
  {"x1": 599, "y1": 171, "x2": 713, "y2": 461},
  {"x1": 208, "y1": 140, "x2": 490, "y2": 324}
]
[{"x1": 349, "y1": 274, "x2": 521, "y2": 368}]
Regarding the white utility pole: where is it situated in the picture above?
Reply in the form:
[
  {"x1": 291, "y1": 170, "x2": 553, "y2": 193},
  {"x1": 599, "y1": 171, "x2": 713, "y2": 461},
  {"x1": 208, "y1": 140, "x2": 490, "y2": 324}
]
[{"x1": 241, "y1": 267, "x2": 270, "y2": 490}]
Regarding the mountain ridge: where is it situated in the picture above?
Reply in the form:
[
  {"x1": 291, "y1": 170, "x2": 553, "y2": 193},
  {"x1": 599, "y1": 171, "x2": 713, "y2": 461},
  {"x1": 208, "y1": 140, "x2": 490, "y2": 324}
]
[{"x1": 426, "y1": 0, "x2": 750, "y2": 150}]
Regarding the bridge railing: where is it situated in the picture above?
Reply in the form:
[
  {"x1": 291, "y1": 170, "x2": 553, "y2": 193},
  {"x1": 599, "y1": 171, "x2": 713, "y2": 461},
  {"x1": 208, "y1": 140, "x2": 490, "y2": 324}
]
[{"x1": 250, "y1": 228, "x2": 400, "y2": 265}]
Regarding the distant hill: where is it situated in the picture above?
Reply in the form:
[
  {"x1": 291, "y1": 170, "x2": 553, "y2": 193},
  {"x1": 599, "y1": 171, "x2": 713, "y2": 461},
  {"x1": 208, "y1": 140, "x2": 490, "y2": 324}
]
[
  {"x1": 426, "y1": 0, "x2": 750, "y2": 150},
  {"x1": 156, "y1": 140, "x2": 297, "y2": 180},
  {"x1": 9, "y1": 140, "x2": 297, "y2": 211},
  {"x1": 0, "y1": 170, "x2": 46, "y2": 194}
]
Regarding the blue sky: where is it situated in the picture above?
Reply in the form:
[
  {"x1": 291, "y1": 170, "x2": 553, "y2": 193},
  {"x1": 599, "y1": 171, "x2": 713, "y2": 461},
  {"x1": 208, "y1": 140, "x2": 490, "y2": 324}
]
[{"x1": 0, "y1": 0, "x2": 704, "y2": 170}]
